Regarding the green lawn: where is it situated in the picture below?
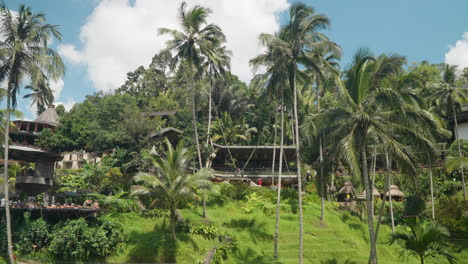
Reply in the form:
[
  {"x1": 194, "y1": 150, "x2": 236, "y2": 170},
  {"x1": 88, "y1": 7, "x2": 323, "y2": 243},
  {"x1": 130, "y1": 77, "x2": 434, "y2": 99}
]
[{"x1": 101, "y1": 201, "x2": 468, "y2": 264}]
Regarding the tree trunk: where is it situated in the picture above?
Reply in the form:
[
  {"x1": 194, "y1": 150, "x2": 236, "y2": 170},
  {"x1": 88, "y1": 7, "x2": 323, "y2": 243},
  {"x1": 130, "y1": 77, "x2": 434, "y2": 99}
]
[
  {"x1": 374, "y1": 160, "x2": 390, "y2": 241},
  {"x1": 452, "y1": 107, "x2": 467, "y2": 204},
  {"x1": 271, "y1": 107, "x2": 278, "y2": 186},
  {"x1": 387, "y1": 153, "x2": 395, "y2": 233},
  {"x1": 428, "y1": 155, "x2": 435, "y2": 219},
  {"x1": 371, "y1": 145, "x2": 377, "y2": 217},
  {"x1": 319, "y1": 136, "x2": 325, "y2": 221},
  {"x1": 170, "y1": 207, "x2": 176, "y2": 241},
  {"x1": 3, "y1": 88, "x2": 14, "y2": 264},
  {"x1": 202, "y1": 191, "x2": 207, "y2": 218},
  {"x1": 274, "y1": 97, "x2": 285, "y2": 260},
  {"x1": 190, "y1": 65, "x2": 203, "y2": 169},
  {"x1": 206, "y1": 78, "x2": 213, "y2": 145},
  {"x1": 291, "y1": 70, "x2": 304, "y2": 264},
  {"x1": 361, "y1": 144, "x2": 378, "y2": 264},
  {"x1": 420, "y1": 255, "x2": 424, "y2": 264}
]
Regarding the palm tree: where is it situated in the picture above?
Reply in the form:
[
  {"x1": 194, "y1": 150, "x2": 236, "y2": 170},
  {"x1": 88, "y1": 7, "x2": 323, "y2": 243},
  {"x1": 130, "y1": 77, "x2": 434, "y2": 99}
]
[
  {"x1": 388, "y1": 218, "x2": 458, "y2": 264},
  {"x1": 24, "y1": 81, "x2": 54, "y2": 116},
  {"x1": 0, "y1": 4, "x2": 64, "y2": 263},
  {"x1": 304, "y1": 46, "x2": 341, "y2": 221},
  {"x1": 278, "y1": 4, "x2": 337, "y2": 260},
  {"x1": 313, "y1": 49, "x2": 439, "y2": 263},
  {"x1": 203, "y1": 45, "x2": 231, "y2": 146},
  {"x1": 159, "y1": 2, "x2": 226, "y2": 170},
  {"x1": 431, "y1": 64, "x2": 468, "y2": 204},
  {"x1": 131, "y1": 139, "x2": 212, "y2": 241},
  {"x1": 250, "y1": 36, "x2": 289, "y2": 260},
  {"x1": 429, "y1": 65, "x2": 468, "y2": 204}
]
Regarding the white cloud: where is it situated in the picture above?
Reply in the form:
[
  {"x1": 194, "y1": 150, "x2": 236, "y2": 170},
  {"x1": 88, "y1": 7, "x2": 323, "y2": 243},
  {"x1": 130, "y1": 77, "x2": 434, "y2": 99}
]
[
  {"x1": 55, "y1": 98, "x2": 76, "y2": 111},
  {"x1": 58, "y1": 44, "x2": 83, "y2": 64},
  {"x1": 50, "y1": 78, "x2": 64, "y2": 99},
  {"x1": 58, "y1": 0, "x2": 289, "y2": 91},
  {"x1": 445, "y1": 32, "x2": 468, "y2": 70}
]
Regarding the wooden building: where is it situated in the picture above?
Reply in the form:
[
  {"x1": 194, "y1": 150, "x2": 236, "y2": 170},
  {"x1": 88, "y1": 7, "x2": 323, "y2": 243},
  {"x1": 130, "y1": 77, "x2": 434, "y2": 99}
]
[
  {"x1": 211, "y1": 143, "x2": 298, "y2": 185},
  {"x1": 3, "y1": 106, "x2": 61, "y2": 195}
]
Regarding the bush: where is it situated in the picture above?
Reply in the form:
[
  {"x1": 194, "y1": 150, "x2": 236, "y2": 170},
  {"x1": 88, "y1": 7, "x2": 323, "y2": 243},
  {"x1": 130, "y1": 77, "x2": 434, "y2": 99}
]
[
  {"x1": 140, "y1": 208, "x2": 168, "y2": 218},
  {"x1": 16, "y1": 218, "x2": 50, "y2": 254},
  {"x1": 48, "y1": 218, "x2": 124, "y2": 260}
]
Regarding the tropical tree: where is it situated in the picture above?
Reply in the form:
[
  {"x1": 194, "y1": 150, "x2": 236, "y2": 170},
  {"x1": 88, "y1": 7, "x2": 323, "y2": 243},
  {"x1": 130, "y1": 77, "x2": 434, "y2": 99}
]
[
  {"x1": 388, "y1": 218, "x2": 458, "y2": 264},
  {"x1": 312, "y1": 49, "x2": 441, "y2": 263},
  {"x1": 268, "y1": 4, "x2": 338, "y2": 261},
  {"x1": 24, "y1": 81, "x2": 54, "y2": 115},
  {"x1": 430, "y1": 64, "x2": 468, "y2": 203},
  {"x1": 0, "y1": 4, "x2": 64, "y2": 263},
  {"x1": 202, "y1": 45, "x2": 231, "y2": 146},
  {"x1": 131, "y1": 139, "x2": 212, "y2": 241},
  {"x1": 159, "y1": 2, "x2": 226, "y2": 169},
  {"x1": 250, "y1": 34, "x2": 289, "y2": 260}
]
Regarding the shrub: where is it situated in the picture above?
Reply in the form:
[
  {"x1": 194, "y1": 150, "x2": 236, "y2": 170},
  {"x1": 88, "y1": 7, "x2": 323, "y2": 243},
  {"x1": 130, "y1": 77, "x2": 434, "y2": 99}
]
[
  {"x1": 190, "y1": 224, "x2": 224, "y2": 241},
  {"x1": 141, "y1": 208, "x2": 168, "y2": 219},
  {"x1": 48, "y1": 218, "x2": 124, "y2": 260},
  {"x1": 16, "y1": 218, "x2": 50, "y2": 254}
]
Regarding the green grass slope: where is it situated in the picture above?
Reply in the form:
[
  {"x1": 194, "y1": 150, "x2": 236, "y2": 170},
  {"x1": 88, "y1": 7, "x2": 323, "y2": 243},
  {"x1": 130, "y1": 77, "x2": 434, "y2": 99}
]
[{"x1": 104, "y1": 201, "x2": 467, "y2": 264}]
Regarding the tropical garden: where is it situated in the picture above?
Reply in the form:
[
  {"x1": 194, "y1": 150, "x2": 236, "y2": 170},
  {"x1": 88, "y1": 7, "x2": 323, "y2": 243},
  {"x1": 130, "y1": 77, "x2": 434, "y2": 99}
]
[{"x1": 1, "y1": 1, "x2": 468, "y2": 264}]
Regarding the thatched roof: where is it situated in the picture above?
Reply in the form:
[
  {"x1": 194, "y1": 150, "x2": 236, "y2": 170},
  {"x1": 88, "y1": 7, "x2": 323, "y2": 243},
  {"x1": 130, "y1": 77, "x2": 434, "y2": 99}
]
[
  {"x1": 386, "y1": 185, "x2": 404, "y2": 197},
  {"x1": 149, "y1": 127, "x2": 183, "y2": 138},
  {"x1": 362, "y1": 187, "x2": 381, "y2": 197},
  {"x1": 213, "y1": 143, "x2": 296, "y2": 150},
  {"x1": 34, "y1": 106, "x2": 59, "y2": 126},
  {"x1": 338, "y1": 182, "x2": 355, "y2": 195},
  {"x1": 142, "y1": 110, "x2": 177, "y2": 117}
]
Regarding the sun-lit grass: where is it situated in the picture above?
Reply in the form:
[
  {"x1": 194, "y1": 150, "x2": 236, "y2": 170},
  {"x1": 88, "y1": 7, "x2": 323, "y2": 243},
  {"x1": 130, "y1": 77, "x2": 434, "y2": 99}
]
[{"x1": 103, "y1": 201, "x2": 467, "y2": 264}]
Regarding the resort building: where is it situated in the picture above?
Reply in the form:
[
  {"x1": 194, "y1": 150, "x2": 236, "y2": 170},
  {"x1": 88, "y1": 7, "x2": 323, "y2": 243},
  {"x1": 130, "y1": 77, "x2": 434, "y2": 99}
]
[
  {"x1": 211, "y1": 143, "x2": 298, "y2": 185},
  {"x1": 4, "y1": 106, "x2": 61, "y2": 195},
  {"x1": 55, "y1": 151, "x2": 104, "y2": 169}
]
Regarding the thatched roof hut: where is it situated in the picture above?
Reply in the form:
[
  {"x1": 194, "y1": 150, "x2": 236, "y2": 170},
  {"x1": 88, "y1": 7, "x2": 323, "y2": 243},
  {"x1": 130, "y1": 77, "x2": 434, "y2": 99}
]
[
  {"x1": 362, "y1": 187, "x2": 381, "y2": 197},
  {"x1": 386, "y1": 185, "x2": 404, "y2": 198},
  {"x1": 338, "y1": 182, "x2": 355, "y2": 195},
  {"x1": 35, "y1": 106, "x2": 59, "y2": 126}
]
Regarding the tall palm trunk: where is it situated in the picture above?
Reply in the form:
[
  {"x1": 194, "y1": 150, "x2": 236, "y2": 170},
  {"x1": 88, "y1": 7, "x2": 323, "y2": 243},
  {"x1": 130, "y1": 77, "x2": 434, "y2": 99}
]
[
  {"x1": 361, "y1": 140, "x2": 378, "y2": 264},
  {"x1": 386, "y1": 153, "x2": 395, "y2": 232},
  {"x1": 374, "y1": 158, "x2": 390, "y2": 239},
  {"x1": 206, "y1": 78, "x2": 214, "y2": 145},
  {"x1": 452, "y1": 106, "x2": 467, "y2": 204},
  {"x1": 189, "y1": 64, "x2": 203, "y2": 168},
  {"x1": 291, "y1": 70, "x2": 304, "y2": 264},
  {"x1": 371, "y1": 146, "x2": 377, "y2": 217},
  {"x1": 318, "y1": 92, "x2": 325, "y2": 221},
  {"x1": 319, "y1": 137, "x2": 325, "y2": 221},
  {"x1": 274, "y1": 97, "x2": 285, "y2": 260},
  {"x1": 170, "y1": 206, "x2": 176, "y2": 241},
  {"x1": 271, "y1": 109, "x2": 278, "y2": 186},
  {"x1": 189, "y1": 64, "x2": 206, "y2": 218},
  {"x1": 3, "y1": 84, "x2": 14, "y2": 264},
  {"x1": 428, "y1": 155, "x2": 435, "y2": 219}
]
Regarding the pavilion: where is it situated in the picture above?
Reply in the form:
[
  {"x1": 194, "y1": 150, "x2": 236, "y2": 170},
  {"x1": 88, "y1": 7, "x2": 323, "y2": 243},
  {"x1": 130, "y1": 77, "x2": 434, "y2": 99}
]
[
  {"x1": 211, "y1": 143, "x2": 298, "y2": 186},
  {"x1": 3, "y1": 106, "x2": 61, "y2": 196}
]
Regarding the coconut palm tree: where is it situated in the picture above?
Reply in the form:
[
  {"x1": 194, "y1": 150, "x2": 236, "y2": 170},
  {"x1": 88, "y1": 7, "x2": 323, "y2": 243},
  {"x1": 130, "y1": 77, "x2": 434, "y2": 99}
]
[
  {"x1": 312, "y1": 49, "x2": 441, "y2": 263},
  {"x1": 203, "y1": 45, "x2": 231, "y2": 146},
  {"x1": 431, "y1": 64, "x2": 468, "y2": 203},
  {"x1": 250, "y1": 36, "x2": 290, "y2": 260},
  {"x1": 277, "y1": 4, "x2": 337, "y2": 260},
  {"x1": 304, "y1": 46, "x2": 341, "y2": 221},
  {"x1": 159, "y1": 2, "x2": 226, "y2": 170},
  {"x1": 0, "y1": 4, "x2": 64, "y2": 263},
  {"x1": 388, "y1": 218, "x2": 458, "y2": 264},
  {"x1": 24, "y1": 81, "x2": 54, "y2": 116},
  {"x1": 132, "y1": 139, "x2": 212, "y2": 241}
]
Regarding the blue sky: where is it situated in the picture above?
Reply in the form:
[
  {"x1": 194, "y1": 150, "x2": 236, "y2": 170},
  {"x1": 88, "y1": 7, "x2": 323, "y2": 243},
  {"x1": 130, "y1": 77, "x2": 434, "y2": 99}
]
[{"x1": 7, "y1": 0, "x2": 468, "y2": 120}]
